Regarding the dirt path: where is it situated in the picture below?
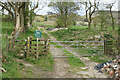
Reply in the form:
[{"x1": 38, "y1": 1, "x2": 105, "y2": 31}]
[
  {"x1": 40, "y1": 27, "x2": 110, "y2": 78},
  {"x1": 38, "y1": 26, "x2": 78, "y2": 78},
  {"x1": 50, "y1": 45, "x2": 73, "y2": 78}
]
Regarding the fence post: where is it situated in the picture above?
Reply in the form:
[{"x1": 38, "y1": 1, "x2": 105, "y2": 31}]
[
  {"x1": 24, "y1": 41, "x2": 27, "y2": 58},
  {"x1": 25, "y1": 37, "x2": 29, "y2": 58},
  {"x1": 44, "y1": 40, "x2": 47, "y2": 53},
  {"x1": 12, "y1": 37, "x2": 15, "y2": 51},
  {"x1": 36, "y1": 38, "x2": 39, "y2": 59},
  {"x1": 27, "y1": 37, "x2": 30, "y2": 58},
  {"x1": 104, "y1": 40, "x2": 107, "y2": 55},
  {"x1": 6, "y1": 31, "x2": 8, "y2": 52},
  {"x1": 77, "y1": 41, "x2": 78, "y2": 50},
  {"x1": 8, "y1": 38, "x2": 11, "y2": 51},
  {"x1": 30, "y1": 36, "x2": 32, "y2": 54},
  {"x1": 48, "y1": 39, "x2": 50, "y2": 54}
]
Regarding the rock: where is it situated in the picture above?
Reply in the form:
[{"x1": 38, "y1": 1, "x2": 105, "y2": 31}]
[
  {"x1": 80, "y1": 67, "x2": 88, "y2": 70},
  {"x1": 94, "y1": 57, "x2": 120, "y2": 79},
  {"x1": 94, "y1": 35, "x2": 101, "y2": 39},
  {"x1": 18, "y1": 53, "x2": 24, "y2": 57},
  {"x1": 83, "y1": 57, "x2": 90, "y2": 61},
  {"x1": 1, "y1": 67, "x2": 6, "y2": 72},
  {"x1": 77, "y1": 71, "x2": 89, "y2": 75},
  {"x1": 50, "y1": 28, "x2": 68, "y2": 32},
  {"x1": 24, "y1": 63, "x2": 33, "y2": 67}
]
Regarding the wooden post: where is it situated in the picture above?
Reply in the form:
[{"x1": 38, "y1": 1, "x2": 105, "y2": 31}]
[
  {"x1": 30, "y1": 36, "x2": 32, "y2": 53},
  {"x1": 36, "y1": 38, "x2": 39, "y2": 59},
  {"x1": 24, "y1": 42, "x2": 27, "y2": 58},
  {"x1": 8, "y1": 38, "x2": 11, "y2": 51},
  {"x1": 25, "y1": 37, "x2": 29, "y2": 58},
  {"x1": 48, "y1": 39, "x2": 50, "y2": 51},
  {"x1": 6, "y1": 31, "x2": 8, "y2": 52},
  {"x1": 104, "y1": 40, "x2": 107, "y2": 55},
  {"x1": 27, "y1": 37, "x2": 30, "y2": 58},
  {"x1": 44, "y1": 40, "x2": 47, "y2": 52},
  {"x1": 47, "y1": 39, "x2": 50, "y2": 55},
  {"x1": 12, "y1": 37, "x2": 15, "y2": 51}
]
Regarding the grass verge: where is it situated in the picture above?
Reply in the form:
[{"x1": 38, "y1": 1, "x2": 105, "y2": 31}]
[{"x1": 2, "y1": 21, "x2": 54, "y2": 78}]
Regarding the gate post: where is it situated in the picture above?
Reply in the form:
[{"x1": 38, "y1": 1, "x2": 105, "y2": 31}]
[
  {"x1": 8, "y1": 38, "x2": 11, "y2": 51},
  {"x1": 36, "y1": 38, "x2": 39, "y2": 59},
  {"x1": 48, "y1": 39, "x2": 50, "y2": 54},
  {"x1": 104, "y1": 40, "x2": 107, "y2": 55},
  {"x1": 24, "y1": 37, "x2": 27, "y2": 58},
  {"x1": 12, "y1": 37, "x2": 15, "y2": 51},
  {"x1": 30, "y1": 36, "x2": 32, "y2": 54},
  {"x1": 44, "y1": 40, "x2": 47, "y2": 52},
  {"x1": 25, "y1": 37, "x2": 30, "y2": 58},
  {"x1": 6, "y1": 31, "x2": 8, "y2": 52},
  {"x1": 27, "y1": 37, "x2": 30, "y2": 58}
]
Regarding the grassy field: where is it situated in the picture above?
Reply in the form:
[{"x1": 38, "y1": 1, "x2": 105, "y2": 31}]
[
  {"x1": 47, "y1": 24, "x2": 118, "y2": 63},
  {"x1": 33, "y1": 22, "x2": 55, "y2": 28},
  {"x1": 50, "y1": 26, "x2": 118, "y2": 41},
  {"x1": 2, "y1": 21, "x2": 54, "y2": 78}
]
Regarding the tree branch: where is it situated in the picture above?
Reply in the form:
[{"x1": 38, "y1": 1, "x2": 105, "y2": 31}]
[
  {"x1": 18, "y1": 2, "x2": 25, "y2": 11},
  {"x1": 7, "y1": 0, "x2": 15, "y2": 11},
  {"x1": 30, "y1": 0, "x2": 39, "y2": 12},
  {"x1": 0, "y1": 3, "x2": 14, "y2": 16},
  {"x1": 35, "y1": 6, "x2": 44, "y2": 13}
]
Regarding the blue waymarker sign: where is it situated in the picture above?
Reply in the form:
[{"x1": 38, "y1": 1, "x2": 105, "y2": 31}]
[{"x1": 34, "y1": 30, "x2": 41, "y2": 38}]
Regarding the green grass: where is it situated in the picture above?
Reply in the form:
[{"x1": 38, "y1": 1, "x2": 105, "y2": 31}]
[
  {"x1": 68, "y1": 25, "x2": 88, "y2": 29},
  {"x1": 24, "y1": 53, "x2": 54, "y2": 71},
  {"x1": 2, "y1": 21, "x2": 54, "y2": 78},
  {"x1": 2, "y1": 52, "x2": 23, "y2": 78},
  {"x1": 51, "y1": 42, "x2": 85, "y2": 67},
  {"x1": 49, "y1": 25, "x2": 118, "y2": 63},
  {"x1": 89, "y1": 55, "x2": 111, "y2": 63},
  {"x1": 2, "y1": 21, "x2": 22, "y2": 78},
  {"x1": 63, "y1": 49, "x2": 85, "y2": 67},
  {"x1": 33, "y1": 22, "x2": 55, "y2": 27},
  {"x1": 2, "y1": 22, "x2": 14, "y2": 35},
  {"x1": 51, "y1": 27, "x2": 118, "y2": 41}
]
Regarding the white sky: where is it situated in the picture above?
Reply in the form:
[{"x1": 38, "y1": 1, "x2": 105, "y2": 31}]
[
  {"x1": 0, "y1": 0, "x2": 119, "y2": 16},
  {"x1": 36, "y1": 0, "x2": 119, "y2": 15}
]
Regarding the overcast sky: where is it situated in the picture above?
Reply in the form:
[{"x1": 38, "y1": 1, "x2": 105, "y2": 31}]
[
  {"x1": 35, "y1": 0, "x2": 119, "y2": 16},
  {"x1": 1, "y1": 0, "x2": 119, "y2": 16}
]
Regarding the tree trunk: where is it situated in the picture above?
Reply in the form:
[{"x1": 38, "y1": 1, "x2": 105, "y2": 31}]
[
  {"x1": 118, "y1": 30, "x2": 120, "y2": 55},
  {"x1": 110, "y1": 8, "x2": 115, "y2": 30},
  {"x1": 88, "y1": 16, "x2": 92, "y2": 29},
  {"x1": 101, "y1": 20, "x2": 103, "y2": 29},
  {"x1": 64, "y1": 16, "x2": 67, "y2": 27},
  {"x1": 20, "y1": 8, "x2": 24, "y2": 33},
  {"x1": 24, "y1": 2, "x2": 29, "y2": 30},
  {"x1": 15, "y1": 10, "x2": 20, "y2": 31},
  {"x1": 64, "y1": 6, "x2": 68, "y2": 28},
  {"x1": 88, "y1": 21, "x2": 91, "y2": 29},
  {"x1": 118, "y1": 11, "x2": 120, "y2": 54}
]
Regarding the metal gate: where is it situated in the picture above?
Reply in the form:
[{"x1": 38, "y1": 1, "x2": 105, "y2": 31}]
[{"x1": 50, "y1": 40, "x2": 104, "y2": 57}]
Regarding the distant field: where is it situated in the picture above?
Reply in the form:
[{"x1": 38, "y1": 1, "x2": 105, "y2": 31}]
[{"x1": 34, "y1": 21, "x2": 57, "y2": 27}]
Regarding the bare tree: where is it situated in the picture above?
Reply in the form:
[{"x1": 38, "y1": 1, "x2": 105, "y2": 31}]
[
  {"x1": 105, "y1": 2, "x2": 115, "y2": 30},
  {"x1": 81, "y1": 0, "x2": 99, "y2": 29}
]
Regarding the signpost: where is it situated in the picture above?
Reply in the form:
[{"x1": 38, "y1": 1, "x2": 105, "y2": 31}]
[
  {"x1": 34, "y1": 30, "x2": 41, "y2": 38},
  {"x1": 34, "y1": 30, "x2": 41, "y2": 59}
]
